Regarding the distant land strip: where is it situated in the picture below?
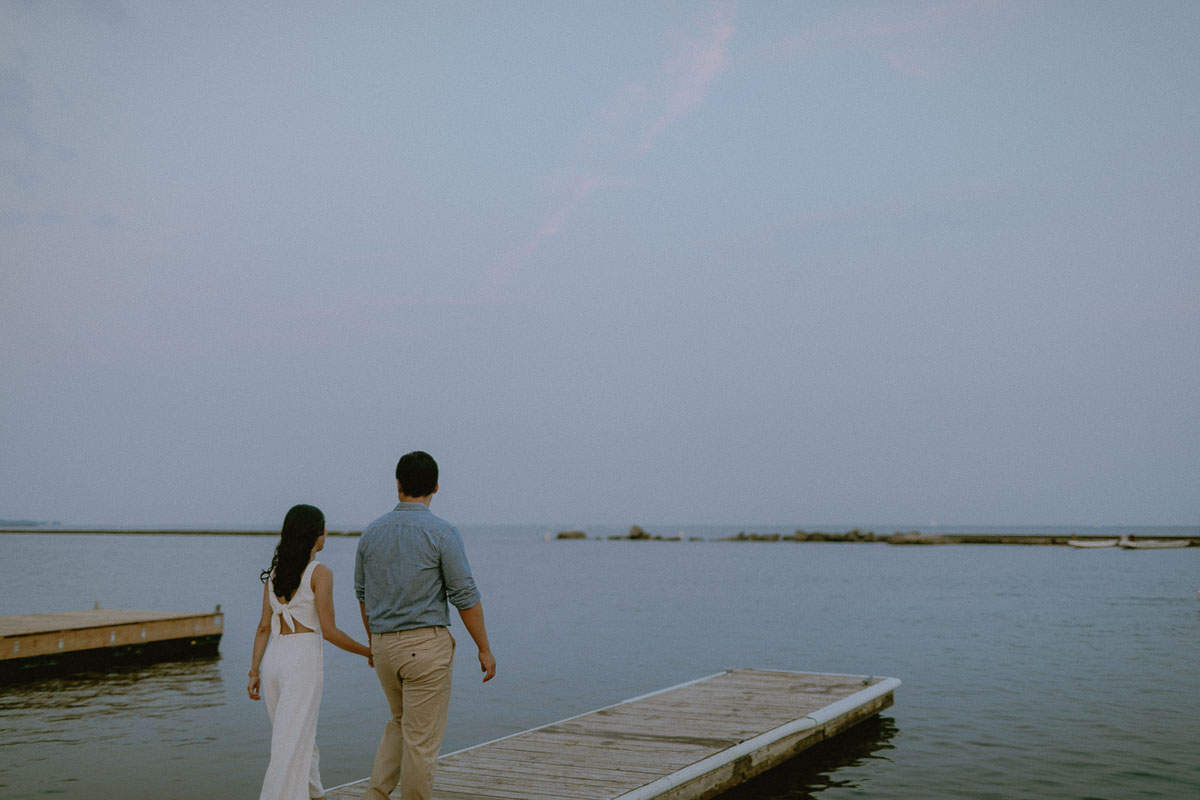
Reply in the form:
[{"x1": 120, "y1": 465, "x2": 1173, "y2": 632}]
[
  {"x1": 555, "y1": 526, "x2": 1200, "y2": 546},
  {"x1": 3, "y1": 528, "x2": 1197, "y2": 546},
  {"x1": 0, "y1": 528, "x2": 360, "y2": 537}
]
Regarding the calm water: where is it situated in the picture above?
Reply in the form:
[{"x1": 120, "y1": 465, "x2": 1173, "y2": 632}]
[{"x1": 2, "y1": 528, "x2": 1199, "y2": 799}]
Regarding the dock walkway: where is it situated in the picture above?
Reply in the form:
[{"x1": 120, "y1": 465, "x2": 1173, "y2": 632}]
[{"x1": 328, "y1": 668, "x2": 899, "y2": 800}]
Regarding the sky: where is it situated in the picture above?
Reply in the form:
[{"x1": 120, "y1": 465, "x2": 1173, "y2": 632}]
[{"x1": 2, "y1": 1, "x2": 1198, "y2": 530}]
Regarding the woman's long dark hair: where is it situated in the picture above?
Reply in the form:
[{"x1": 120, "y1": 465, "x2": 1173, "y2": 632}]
[{"x1": 260, "y1": 504, "x2": 324, "y2": 602}]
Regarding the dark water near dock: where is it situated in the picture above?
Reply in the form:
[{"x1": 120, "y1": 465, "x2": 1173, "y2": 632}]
[{"x1": 2, "y1": 527, "x2": 1199, "y2": 799}]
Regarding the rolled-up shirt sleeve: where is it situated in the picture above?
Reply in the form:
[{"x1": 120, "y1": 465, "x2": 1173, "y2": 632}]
[{"x1": 440, "y1": 528, "x2": 481, "y2": 610}]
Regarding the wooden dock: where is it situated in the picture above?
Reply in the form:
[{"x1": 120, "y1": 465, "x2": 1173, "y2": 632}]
[
  {"x1": 0, "y1": 607, "x2": 223, "y2": 681},
  {"x1": 328, "y1": 668, "x2": 899, "y2": 800}
]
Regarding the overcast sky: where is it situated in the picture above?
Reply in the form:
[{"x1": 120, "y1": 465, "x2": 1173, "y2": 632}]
[{"x1": 2, "y1": 1, "x2": 1197, "y2": 530}]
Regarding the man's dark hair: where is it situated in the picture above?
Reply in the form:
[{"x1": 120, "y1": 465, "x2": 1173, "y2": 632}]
[{"x1": 396, "y1": 451, "x2": 438, "y2": 497}]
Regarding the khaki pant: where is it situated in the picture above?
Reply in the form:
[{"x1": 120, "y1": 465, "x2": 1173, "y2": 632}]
[{"x1": 364, "y1": 626, "x2": 455, "y2": 800}]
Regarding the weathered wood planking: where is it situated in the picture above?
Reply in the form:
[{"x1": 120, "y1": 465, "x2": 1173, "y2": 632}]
[
  {"x1": 0, "y1": 608, "x2": 223, "y2": 679},
  {"x1": 327, "y1": 668, "x2": 899, "y2": 800}
]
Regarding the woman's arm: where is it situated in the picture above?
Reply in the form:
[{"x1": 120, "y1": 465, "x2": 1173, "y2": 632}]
[
  {"x1": 312, "y1": 564, "x2": 372, "y2": 658},
  {"x1": 247, "y1": 581, "x2": 272, "y2": 700}
]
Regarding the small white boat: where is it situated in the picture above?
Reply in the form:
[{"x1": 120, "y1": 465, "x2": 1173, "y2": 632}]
[
  {"x1": 1067, "y1": 538, "x2": 1119, "y2": 549},
  {"x1": 1118, "y1": 536, "x2": 1190, "y2": 550}
]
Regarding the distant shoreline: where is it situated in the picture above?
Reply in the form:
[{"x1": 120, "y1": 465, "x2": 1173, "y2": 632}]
[
  {"x1": 0, "y1": 528, "x2": 361, "y2": 537},
  {"x1": 5, "y1": 528, "x2": 1196, "y2": 546}
]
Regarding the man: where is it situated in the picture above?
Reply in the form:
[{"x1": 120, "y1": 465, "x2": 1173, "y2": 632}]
[{"x1": 355, "y1": 450, "x2": 496, "y2": 800}]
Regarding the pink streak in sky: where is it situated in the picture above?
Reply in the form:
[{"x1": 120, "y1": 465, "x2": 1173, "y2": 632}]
[
  {"x1": 460, "y1": 1, "x2": 738, "y2": 300},
  {"x1": 637, "y1": 0, "x2": 737, "y2": 155},
  {"x1": 483, "y1": 2, "x2": 737, "y2": 293},
  {"x1": 486, "y1": 173, "x2": 618, "y2": 289}
]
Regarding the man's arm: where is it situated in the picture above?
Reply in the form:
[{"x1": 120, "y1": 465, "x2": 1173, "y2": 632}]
[
  {"x1": 456, "y1": 601, "x2": 496, "y2": 682},
  {"x1": 354, "y1": 536, "x2": 373, "y2": 666},
  {"x1": 358, "y1": 601, "x2": 373, "y2": 667}
]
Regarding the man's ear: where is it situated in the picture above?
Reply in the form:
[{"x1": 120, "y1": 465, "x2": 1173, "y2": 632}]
[{"x1": 431, "y1": 483, "x2": 439, "y2": 495}]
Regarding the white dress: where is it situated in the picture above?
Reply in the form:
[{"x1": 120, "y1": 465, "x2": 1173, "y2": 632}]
[{"x1": 260, "y1": 560, "x2": 325, "y2": 800}]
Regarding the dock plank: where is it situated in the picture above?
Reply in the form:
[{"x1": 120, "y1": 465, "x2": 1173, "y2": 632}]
[
  {"x1": 327, "y1": 668, "x2": 899, "y2": 800},
  {"x1": 0, "y1": 609, "x2": 219, "y2": 638}
]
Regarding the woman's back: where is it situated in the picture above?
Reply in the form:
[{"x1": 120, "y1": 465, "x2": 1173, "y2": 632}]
[{"x1": 267, "y1": 560, "x2": 322, "y2": 636}]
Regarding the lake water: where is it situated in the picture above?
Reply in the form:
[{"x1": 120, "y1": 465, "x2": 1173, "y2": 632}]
[{"x1": 2, "y1": 527, "x2": 1199, "y2": 799}]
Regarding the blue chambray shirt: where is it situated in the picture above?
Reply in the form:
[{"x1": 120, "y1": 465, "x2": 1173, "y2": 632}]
[{"x1": 354, "y1": 502, "x2": 481, "y2": 633}]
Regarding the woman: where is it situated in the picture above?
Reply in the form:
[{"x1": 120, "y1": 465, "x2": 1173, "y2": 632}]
[{"x1": 248, "y1": 504, "x2": 371, "y2": 800}]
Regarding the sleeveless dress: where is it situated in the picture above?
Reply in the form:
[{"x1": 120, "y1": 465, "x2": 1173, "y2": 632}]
[{"x1": 260, "y1": 559, "x2": 325, "y2": 800}]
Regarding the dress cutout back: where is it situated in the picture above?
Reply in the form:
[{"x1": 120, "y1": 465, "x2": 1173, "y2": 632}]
[{"x1": 267, "y1": 560, "x2": 322, "y2": 636}]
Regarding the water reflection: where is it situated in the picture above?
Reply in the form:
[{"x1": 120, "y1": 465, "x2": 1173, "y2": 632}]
[
  {"x1": 717, "y1": 715, "x2": 899, "y2": 800},
  {"x1": 0, "y1": 657, "x2": 224, "y2": 748}
]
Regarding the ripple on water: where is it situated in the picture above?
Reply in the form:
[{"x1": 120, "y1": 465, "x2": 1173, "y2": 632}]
[{"x1": 0, "y1": 658, "x2": 225, "y2": 758}]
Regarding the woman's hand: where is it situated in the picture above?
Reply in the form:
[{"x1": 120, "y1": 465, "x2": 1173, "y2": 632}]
[{"x1": 248, "y1": 582, "x2": 272, "y2": 701}]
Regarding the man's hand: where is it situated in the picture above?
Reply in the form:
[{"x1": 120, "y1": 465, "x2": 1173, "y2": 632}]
[{"x1": 478, "y1": 649, "x2": 496, "y2": 682}]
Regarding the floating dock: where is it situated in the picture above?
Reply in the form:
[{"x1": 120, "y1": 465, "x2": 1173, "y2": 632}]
[
  {"x1": 328, "y1": 668, "x2": 899, "y2": 800},
  {"x1": 0, "y1": 608, "x2": 223, "y2": 681}
]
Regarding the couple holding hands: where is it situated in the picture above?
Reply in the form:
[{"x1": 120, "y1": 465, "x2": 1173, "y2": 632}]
[{"x1": 247, "y1": 451, "x2": 495, "y2": 800}]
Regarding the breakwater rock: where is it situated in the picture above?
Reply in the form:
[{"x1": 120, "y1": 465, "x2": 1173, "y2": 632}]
[
  {"x1": 719, "y1": 529, "x2": 877, "y2": 542},
  {"x1": 888, "y1": 533, "x2": 1073, "y2": 545},
  {"x1": 605, "y1": 525, "x2": 687, "y2": 540},
  {"x1": 555, "y1": 530, "x2": 588, "y2": 540}
]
